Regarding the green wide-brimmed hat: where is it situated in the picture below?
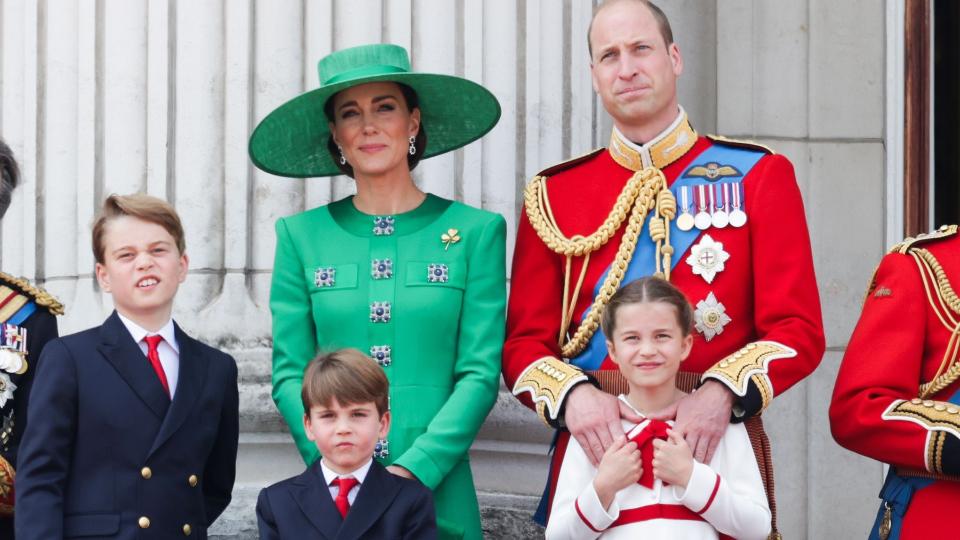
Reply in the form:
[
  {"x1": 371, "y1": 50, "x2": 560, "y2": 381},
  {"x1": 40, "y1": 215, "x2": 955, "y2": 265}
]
[{"x1": 249, "y1": 43, "x2": 501, "y2": 178}]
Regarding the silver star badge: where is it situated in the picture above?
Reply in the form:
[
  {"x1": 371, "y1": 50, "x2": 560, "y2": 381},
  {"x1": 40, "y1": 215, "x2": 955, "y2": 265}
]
[
  {"x1": 686, "y1": 234, "x2": 730, "y2": 284},
  {"x1": 695, "y1": 292, "x2": 731, "y2": 341}
]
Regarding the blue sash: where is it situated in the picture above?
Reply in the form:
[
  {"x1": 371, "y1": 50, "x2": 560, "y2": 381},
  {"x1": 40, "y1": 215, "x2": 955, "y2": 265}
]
[
  {"x1": 568, "y1": 144, "x2": 765, "y2": 370},
  {"x1": 867, "y1": 391, "x2": 960, "y2": 540},
  {"x1": 7, "y1": 301, "x2": 36, "y2": 325}
]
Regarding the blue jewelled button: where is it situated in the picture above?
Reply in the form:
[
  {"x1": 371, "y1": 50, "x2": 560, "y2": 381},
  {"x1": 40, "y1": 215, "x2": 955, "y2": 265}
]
[
  {"x1": 373, "y1": 216, "x2": 395, "y2": 236},
  {"x1": 314, "y1": 267, "x2": 336, "y2": 287},
  {"x1": 370, "y1": 345, "x2": 392, "y2": 367},
  {"x1": 427, "y1": 263, "x2": 449, "y2": 283},
  {"x1": 373, "y1": 438, "x2": 390, "y2": 459},
  {"x1": 371, "y1": 258, "x2": 393, "y2": 279},
  {"x1": 369, "y1": 302, "x2": 391, "y2": 323}
]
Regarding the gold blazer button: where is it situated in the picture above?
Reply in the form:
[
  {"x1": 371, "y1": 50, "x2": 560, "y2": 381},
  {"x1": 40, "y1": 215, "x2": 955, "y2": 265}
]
[
  {"x1": 141, "y1": 467, "x2": 152, "y2": 479},
  {"x1": 138, "y1": 517, "x2": 150, "y2": 529},
  {"x1": 182, "y1": 524, "x2": 192, "y2": 536},
  {"x1": 188, "y1": 474, "x2": 198, "y2": 487}
]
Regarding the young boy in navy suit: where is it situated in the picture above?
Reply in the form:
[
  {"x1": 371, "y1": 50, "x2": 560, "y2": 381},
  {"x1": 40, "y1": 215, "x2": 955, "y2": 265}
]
[
  {"x1": 257, "y1": 349, "x2": 436, "y2": 539},
  {"x1": 15, "y1": 194, "x2": 239, "y2": 539}
]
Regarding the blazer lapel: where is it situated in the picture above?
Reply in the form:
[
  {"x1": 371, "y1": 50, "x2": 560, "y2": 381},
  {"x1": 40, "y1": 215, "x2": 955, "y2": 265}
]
[
  {"x1": 291, "y1": 462, "x2": 342, "y2": 540},
  {"x1": 149, "y1": 322, "x2": 208, "y2": 456},
  {"x1": 337, "y1": 461, "x2": 403, "y2": 540},
  {"x1": 97, "y1": 311, "x2": 170, "y2": 420}
]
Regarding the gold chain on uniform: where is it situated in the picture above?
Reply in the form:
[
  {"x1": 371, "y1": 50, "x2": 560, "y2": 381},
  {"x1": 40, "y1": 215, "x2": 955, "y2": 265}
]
[
  {"x1": 911, "y1": 248, "x2": 960, "y2": 398},
  {"x1": 523, "y1": 167, "x2": 676, "y2": 358}
]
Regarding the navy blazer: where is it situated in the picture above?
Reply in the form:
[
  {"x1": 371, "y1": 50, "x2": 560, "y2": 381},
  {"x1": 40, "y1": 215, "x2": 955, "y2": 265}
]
[
  {"x1": 257, "y1": 459, "x2": 437, "y2": 540},
  {"x1": 14, "y1": 311, "x2": 239, "y2": 539}
]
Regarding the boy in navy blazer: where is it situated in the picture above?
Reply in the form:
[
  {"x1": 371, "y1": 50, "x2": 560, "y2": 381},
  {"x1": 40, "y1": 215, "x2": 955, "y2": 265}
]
[
  {"x1": 15, "y1": 194, "x2": 239, "y2": 539},
  {"x1": 257, "y1": 349, "x2": 436, "y2": 539}
]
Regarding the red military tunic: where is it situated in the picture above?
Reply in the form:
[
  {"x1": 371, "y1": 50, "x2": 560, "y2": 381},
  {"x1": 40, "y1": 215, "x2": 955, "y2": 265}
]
[
  {"x1": 830, "y1": 225, "x2": 960, "y2": 539},
  {"x1": 502, "y1": 109, "x2": 825, "y2": 525}
]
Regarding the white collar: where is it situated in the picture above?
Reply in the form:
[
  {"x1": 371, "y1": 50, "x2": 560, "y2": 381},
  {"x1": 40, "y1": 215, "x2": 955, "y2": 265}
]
[
  {"x1": 117, "y1": 312, "x2": 179, "y2": 353},
  {"x1": 320, "y1": 457, "x2": 373, "y2": 486}
]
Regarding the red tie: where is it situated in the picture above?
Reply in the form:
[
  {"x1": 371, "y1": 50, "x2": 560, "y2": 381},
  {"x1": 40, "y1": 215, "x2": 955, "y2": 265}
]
[
  {"x1": 334, "y1": 477, "x2": 360, "y2": 518},
  {"x1": 629, "y1": 419, "x2": 672, "y2": 488},
  {"x1": 144, "y1": 335, "x2": 170, "y2": 398}
]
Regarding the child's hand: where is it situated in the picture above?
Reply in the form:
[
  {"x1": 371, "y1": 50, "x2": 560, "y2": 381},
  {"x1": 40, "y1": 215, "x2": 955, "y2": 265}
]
[
  {"x1": 652, "y1": 429, "x2": 694, "y2": 488},
  {"x1": 592, "y1": 437, "x2": 641, "y2": 510}
]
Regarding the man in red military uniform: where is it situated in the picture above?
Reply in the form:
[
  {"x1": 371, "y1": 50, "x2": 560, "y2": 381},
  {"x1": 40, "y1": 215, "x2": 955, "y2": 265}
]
[
  {"x1": 502, "y1": 0, "x2": 825, "y2": 532},
  {"x1": 830, "y1": 225, "x2": 960, "y2": 540}
]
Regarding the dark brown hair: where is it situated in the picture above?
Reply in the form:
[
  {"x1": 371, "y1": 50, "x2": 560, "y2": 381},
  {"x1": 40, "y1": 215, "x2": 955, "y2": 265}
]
[
  {"x1": 301, "y1": 348, "x2": 389, "y2": 417},
  {"x1": 92, "y1": 193, "x2": 186, "y2": 265},
  {"x1": 588, "y1": 0, "x2": 675, "y2": 59},
  {"x1": 0, "y1": 138, "x2": 20, "y2": 219},
  {"x1": 601, "y1": 277, "x2": 694, "y2": 338},
  {"x1": 323, "y1": 82, "x2": 428, "y2": 178}
]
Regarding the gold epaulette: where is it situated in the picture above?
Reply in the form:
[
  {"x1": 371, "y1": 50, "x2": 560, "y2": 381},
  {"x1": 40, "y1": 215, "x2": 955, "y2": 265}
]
[
  {"x1": 0, "y1": 271, "x2": 65, "y2": 315},
  {"x1": 706, "y1": 134, "x2": 775, "y2": 155},
  {"x1": 535, "y1": 148, "x2": 605, "y2": 179},
  {"x1": 889, "y1": 224, "x2": 958, "y2": 255}
]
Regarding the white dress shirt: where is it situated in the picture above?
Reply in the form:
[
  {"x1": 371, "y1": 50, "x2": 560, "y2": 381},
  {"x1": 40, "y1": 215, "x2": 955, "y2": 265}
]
[
  {"x1": 319, "y1": 458, "x2": 373, "y2": 506},
  {"x1": 117, "y1": 313, "x2": 180, "y2": 398}
]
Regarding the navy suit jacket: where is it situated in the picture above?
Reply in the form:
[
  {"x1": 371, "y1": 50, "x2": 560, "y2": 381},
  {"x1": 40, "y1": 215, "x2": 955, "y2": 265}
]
[
  {"x1": 257, "y1": 459, "x2": 437, "y2": 540},
  {"x1": 14, "y1": 311, "x2": 239, "y2": 539}
]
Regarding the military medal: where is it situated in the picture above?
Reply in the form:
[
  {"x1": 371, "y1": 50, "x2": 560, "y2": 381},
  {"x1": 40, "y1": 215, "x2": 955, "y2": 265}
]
[
  {"x1": 694, "y1": 292, "x2": 731, "y2": 341},
  {"x1": 676, "y1": 186, "x2": 695, "y2": 231},
  {"x1": 729, "y1": 182, "x2": 747, "y2": 228},
  {"x1": 711, "y1": 184, "x2": 729, "y2": 228},
  {"x1": 686, "y1": 234, "x2": 730, "y2": 284},
  {"x1": 694, "y1": 184, "x2": 712, "y2": 230}
]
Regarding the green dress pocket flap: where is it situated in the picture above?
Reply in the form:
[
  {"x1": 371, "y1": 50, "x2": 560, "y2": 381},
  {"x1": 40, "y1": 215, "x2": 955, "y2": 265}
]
[
  {"x1": 405, "y1": 261, "x2": 465, "y2": 289},
  {"x1": 305, "y1": 263, "x2": 358, "y2": 291}
]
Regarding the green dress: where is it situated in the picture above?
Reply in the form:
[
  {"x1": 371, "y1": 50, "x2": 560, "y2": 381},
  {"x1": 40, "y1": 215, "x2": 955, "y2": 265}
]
[{"x1": 270, "y1": 193, "x2": 506, "y2": 539}]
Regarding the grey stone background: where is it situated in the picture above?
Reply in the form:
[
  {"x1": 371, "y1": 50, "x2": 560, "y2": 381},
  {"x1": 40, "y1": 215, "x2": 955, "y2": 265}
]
[{"x1": 0, "y1": 0, "x2": 896, "y2": 538}]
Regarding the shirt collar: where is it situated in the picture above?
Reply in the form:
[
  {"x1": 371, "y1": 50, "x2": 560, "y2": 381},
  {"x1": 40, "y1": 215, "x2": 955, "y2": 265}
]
[
  {"x1": 117, "y1": 312, "x2": 179, "y2": 353},
  {"x1": 319, "y1": 457, "x2": 373, "y2": 486}
]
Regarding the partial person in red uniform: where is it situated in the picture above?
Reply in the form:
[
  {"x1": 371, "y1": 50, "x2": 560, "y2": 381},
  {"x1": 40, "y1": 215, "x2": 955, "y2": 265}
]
[
  {"x1": 501, "y1": 0, "x2": 824, "y2": 534},
  {"x1": 830, "y1": 225, "x2": 960, "y2": 540}
]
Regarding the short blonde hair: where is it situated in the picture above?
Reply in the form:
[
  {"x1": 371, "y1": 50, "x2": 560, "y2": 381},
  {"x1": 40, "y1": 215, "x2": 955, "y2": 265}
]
[
  {"x1": 92, "y1": 193, "x2": 185, "y2": 264},
  {"x1": 301, "y1": 349, "x2": 389, "y2": 417}
]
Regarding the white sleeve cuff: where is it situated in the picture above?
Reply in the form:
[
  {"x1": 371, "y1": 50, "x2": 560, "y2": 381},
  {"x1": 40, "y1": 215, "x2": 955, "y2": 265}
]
[
  {"x1": 672, "y1": 461, "x2": 720, "y2": 514},
  {"x1": 575, "y1": 481, "x2": 620, "y2": 532}
]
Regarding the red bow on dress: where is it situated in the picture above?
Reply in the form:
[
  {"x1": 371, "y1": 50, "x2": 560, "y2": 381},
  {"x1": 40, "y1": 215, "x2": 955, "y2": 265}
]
[{"x1": 629, "y1": 419, "x2": 671, "y2": 488}]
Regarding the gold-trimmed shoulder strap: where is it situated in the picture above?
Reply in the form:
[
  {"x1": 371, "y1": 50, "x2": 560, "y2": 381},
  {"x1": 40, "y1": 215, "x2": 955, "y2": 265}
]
[
  {"x1": 890, "y1": 224, "x2": 958, "y2": 255},
  {"x1": 706, "y1": 134, "x2": 775, "y2": 155},
  {"x1": 0, "y1": 271, "x2": 65, "y2": 315},
  {"x1": 535, "y1": 148, "x2": 606, "y2": 178}
]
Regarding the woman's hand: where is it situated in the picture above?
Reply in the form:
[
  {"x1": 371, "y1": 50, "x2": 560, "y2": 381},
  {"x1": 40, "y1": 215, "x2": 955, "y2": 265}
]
[
  {"x1": 592, "y1": 438, "x2": 641, "y2": 510},
  {"x1": 386, "y1": 465, "x2": 415, "y2": 480},
  {"x1": 652, "y1": 429, "x2": 694, "y2": 487}
]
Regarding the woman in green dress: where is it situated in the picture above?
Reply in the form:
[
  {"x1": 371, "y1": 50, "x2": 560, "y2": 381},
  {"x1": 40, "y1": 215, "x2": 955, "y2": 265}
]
[{"x1": 249, "y1": 44, "x2": 505, "y2": 539}]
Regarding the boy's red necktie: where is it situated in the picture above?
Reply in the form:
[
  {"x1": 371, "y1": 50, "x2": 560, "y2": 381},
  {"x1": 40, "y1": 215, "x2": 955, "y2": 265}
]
[
  {"x1": 334, "y1": 477, "x2": 360, "y2": 518},
  {"x1": 629, "y1": 419, "x2": 671, "y2": 488},
  {"x1": 144, "y1": 335, "x2": 170, "y2": 398}
]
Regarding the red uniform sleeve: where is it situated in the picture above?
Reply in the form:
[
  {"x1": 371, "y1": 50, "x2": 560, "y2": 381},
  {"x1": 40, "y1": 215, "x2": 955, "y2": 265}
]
[
  {"x1": 703, "y1": 154, "x2": 826, "y2": 417},
  {"x1": 503, "y1": 208, "x2": 590, "y2": 423},
  {"x1": 829, "y1": 251, "x2": 935, "y2": 471}
]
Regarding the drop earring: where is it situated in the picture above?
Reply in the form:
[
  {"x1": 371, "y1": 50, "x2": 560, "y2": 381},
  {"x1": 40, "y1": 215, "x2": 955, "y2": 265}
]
[
  {"x1": 408, "y1": 136, "x2": 416, "y2": 156},
  {"x1": 338, "y1": 145, "x2": 346, "y2": 165}
]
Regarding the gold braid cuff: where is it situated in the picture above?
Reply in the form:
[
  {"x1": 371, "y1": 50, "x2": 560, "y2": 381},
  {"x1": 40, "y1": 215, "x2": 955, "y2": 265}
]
[
  {"x1": 0, "y1": 454, "x2": 12, "y2": 516},
  {"x1": 512, "y1": 357, "x2": 589, "y2": 427},
  {"x1": 0, "y1": 271, "x2": 65, "y2": 315},
  {"x1": 524, "y1": 168, "x2": 675, "y2": 359},
  {"x1": 702, "y1": 341, "x2": 797, "y2": 412},
  {"x1": 883, "y1": 398, "x2": 960, "y2": 473}
]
